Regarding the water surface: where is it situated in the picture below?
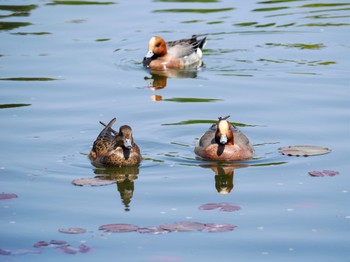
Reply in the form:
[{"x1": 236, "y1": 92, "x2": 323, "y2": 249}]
[{"x1": 0, "y1": 0, "x2": 349, "y2": 261}]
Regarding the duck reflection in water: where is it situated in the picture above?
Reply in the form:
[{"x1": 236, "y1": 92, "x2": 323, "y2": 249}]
[
  {"x1": 94, "y1": 166, "x2": 139, "y2": 211},
  {"x1": 200, "y1": 164, "x2": 248, "y2": 194},
  {"x1": 144, "y1": 70, "x2": 198, "y2": 101}
]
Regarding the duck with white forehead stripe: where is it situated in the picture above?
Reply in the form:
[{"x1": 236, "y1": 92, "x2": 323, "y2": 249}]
[
  {"x1": 194, "y1": 116, "x2": 254, "y2": 161},
  {"x1": 143, "y1": 35, "x2": 207, "y2": 70}
]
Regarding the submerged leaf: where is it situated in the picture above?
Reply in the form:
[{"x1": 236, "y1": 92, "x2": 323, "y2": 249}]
[
  {"x1": 0, "y1": 248, "x2": 41, "y2": 255},
  {"x1": 137, "y1": 226, "x2": 170, "y2": 235},
  {"x1": 58, "y1": 228, "x2": 87, "y2": 234},
  {"x1": 278, "y1": 145, "x2": 331, "y2": 157},
  {"x1": 199, "y1": 203, "x2": 241, "y2": 212},
  {"x1": 0, "y1": 193, "x2": 18, "y2": 200},
  {"x1": 160, "y1": 222, "x2": 206, "y2": 232},
  {"x1": 203, "y1": 223, "x2": 237, "y2": 232},
  {"x1": 99, "y1": 223, "x2": 139, "y2": 232},
  {"x1": 308, "y1": 170, "x2": 339, "y2": 177}
]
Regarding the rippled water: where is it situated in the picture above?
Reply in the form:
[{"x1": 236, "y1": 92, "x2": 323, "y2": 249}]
[{"x1": 1, "y1": 0, "x2": 349, "y2": 261}]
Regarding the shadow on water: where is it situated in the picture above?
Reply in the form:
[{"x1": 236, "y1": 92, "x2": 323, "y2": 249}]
[{"x1": 0, "y1": 103, "x2": 31, "y2": 109}]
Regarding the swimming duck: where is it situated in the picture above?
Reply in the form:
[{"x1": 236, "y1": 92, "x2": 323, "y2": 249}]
[
  {"x1": 194, "y1": 116, "x2": 253, "y2": 161},
  {"x1": 89, "y1": 118, "x2": 142, "y2": 167},
  {"x1": 143, "y1": 35, "x2": 207, "y2": 70}
]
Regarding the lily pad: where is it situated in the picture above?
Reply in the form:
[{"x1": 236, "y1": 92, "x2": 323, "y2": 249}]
[
  {"x1": 99, "y1": 223, "x2": 139, "y2": 233},
  {"x1": 137, "y1": 226, "x2": 170, "y2": 235},
  {"x1": 203, "y1": 223, "x2": 237, "y2": 233},
  {"x1": 72, "y1": 177, "x2": 115, "y2": 186},
  {"x1": 160, "y1": 222, "x2": 206, "y2": 232},
  {"x1": 308, "y1": 170, "x2": 339, "y2": 177},
  {"x1": 199, "y1": 203, "x2": 241, "y2": 212},
  {"x1": 0, "y1": 193, "x2": 18, "y2": 200},
  {"x1": 33, "y1": 241, "x2": 50, "y2": 248},
  {"x1": 58, "y1": 227, "x2": 86, "y2": 234},
  {"x1": 278, "y1": 145, "x2": 331, "y2": 157},
  {"x1": 0, "y1": 248, "x2": 41, "y2": 255}
]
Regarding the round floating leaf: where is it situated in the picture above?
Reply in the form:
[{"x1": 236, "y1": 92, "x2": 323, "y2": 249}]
[
  {"x1": 137, "y1": 226, "x2": 170, "y2": 235},
  {"x1": 78, "y1": 244, "x2": 91, "y2": 253},
  {"x1": 57, "y1": 245, "x2": 78, "y2": 254},
  {"x1": 199, "y1": 203, "x2": 241, "y2": 212},
  {"x1": 278, "y1": 145, "x2": 331, "y2": 157},
  {"x1": 203, "y1": 223, "x2": 237, "y2": 233},
  {"x1": 198, "y1": 203, "x2": 220, "y2": 210},
  {"x1": 49, "y1": 240, "x2": 68, "y2": 246},
  {"x1": 308, "y1": 170, "x2": 339, "y2": 177},
  {"x1": 0, "y1": 248, "x2": 41, "y2": 255},
  {"x1": 58, "y1": 227, "x2": 86, "y2": 234},
  {"x1": 160, "y1": 222, "x2": 206, "y2": 232},
  {"x1": 33, "y1": 241, "x2": 49, "y2": 248},
  {"x1": 72, "y1": 177, "x2": 115, "y2": 187},
  {"x1": 99, "y1": 223, "x2": 139, "y2": 233},
  {"x1": 219, "y1": 204, "x2": 241, "y2": 212},
  {"x1": 0, "y1": 193, "x2": 18, "y2": 200}
]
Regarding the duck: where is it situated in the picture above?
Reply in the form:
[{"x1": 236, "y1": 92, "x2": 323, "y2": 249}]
[
  {"x1": 143, "y1": 35, "x2": 207, "y2": 70},
  {"x1": 89, "y1": 118, "x2": 142, "y2": 167},
  {"x1": 194, "y1": 116, "x2": 253, "y2": 161}
]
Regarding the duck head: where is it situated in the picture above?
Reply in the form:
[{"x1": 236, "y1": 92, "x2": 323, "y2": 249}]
[
  {"x1": 118, "y1": 125, "x2": 134, "y2": 150},
  {"x1": 215, "y1": 117, "x2": 234, "y2": 146},
  {"x1": 143, "y1": 36, "x2": 167, "y2": 67}
]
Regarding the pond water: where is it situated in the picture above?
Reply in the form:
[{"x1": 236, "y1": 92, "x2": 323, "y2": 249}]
[{"x1": 0, "y1": 0, "x2": 349, "y2": 261}]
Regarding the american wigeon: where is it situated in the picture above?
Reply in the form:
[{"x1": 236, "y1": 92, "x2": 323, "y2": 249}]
[
  {"x1": 143, "y1": 35, "x2": 207, "y2": 70},
  {"x1": 194, "y1": 116, "x2": 253, "y2": 161},
  {"x1": 89, "y1": 118, "x2": 142, "y2": 167}
]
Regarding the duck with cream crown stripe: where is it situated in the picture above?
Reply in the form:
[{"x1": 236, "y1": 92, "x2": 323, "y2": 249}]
[
  {"x1": 143, "y1": 35, "x2": 207, "y2": 70},
  {"x1": 194, "y1": 116, "x2": 254, "y2": 161}
]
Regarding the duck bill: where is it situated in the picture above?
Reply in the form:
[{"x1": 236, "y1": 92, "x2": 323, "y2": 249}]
[
  {"x1": 124, "y1": 139, "x2": 132, "y2": 150},
  {"x1": 220, "y1": 134, "x2": 228, "y2": 145},
  {"x1": 143, "y1": 50, "x2": 155, "y2": 67}
]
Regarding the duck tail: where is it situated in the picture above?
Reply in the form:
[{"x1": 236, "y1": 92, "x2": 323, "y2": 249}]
[
  {"x1": 98, "y1": 118, "x2": 118, "y2": 137},
  {"x1": 191, "y1": 34, "x2": 207, "y2": 50}
]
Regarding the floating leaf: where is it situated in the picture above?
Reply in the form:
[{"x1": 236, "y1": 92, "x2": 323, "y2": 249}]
[
  {"x1": 199, "y1": 203, "x2": 241, "y2": 212},
  {"x1": 278, "y1": 145, "x2": 331, "y2": 157},
  {"x1": 0, "y1": 193, "x2": 18, "y2": 200},
  {"x1": 160, "y1": 222, "x2": 206, "y2": 232},
  {"x1": 58, "y1": 228, "x2": 86, "y2": 234},
  {"x1": 308, "y1": 170, "x2": 339, "y2": 177},
  {"x1": 203, "y1": 223, "x2": 237, "y2": 233},
  {"x1": 49, "y1": 240, "x2": 68, "y2": 246},
  {"x1": 57, "y1": 246, "x2": 78, "y2": 255},
  {"x1": 78, "y1": 244, "x2": 91, "y2": 253},
  {"x1": 99, "y1": 223, "x2": 139, "y2": 232},
  {"x1": 0, "y1": 248, "x2": 41, "y2": 255},
  {"x1": 72, "y1": 177, "x2": 115, "y2": 186},
  {"x1": 137, "y1": 226, "x2": 170, "y2": 235},
  {"x1": 33, "y1": 240, "x2": 90, "y2": 255}
]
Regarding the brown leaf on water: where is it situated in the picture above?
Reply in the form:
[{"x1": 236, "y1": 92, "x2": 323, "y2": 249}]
[
  {"x1": 199, "y1": 203, "x2": 241, "y2": 212},
  {"x1": 278, "y1": 145, "x2": 331, "y2": 157},
  {"x1": 72, "y1": 177, "x2": 115, "y2": 187},
  {"x1": 99, "y1": 223, "x2": 139, "y2": 233},
  {"x1": 308, "y1": 170, "x2": 339, "y2": 177},
  {"x1": 58, "y1": 227, "x2": 87, "y2": 234},
  {"x1": 0, "y1": 193, "x2": 18, "y2": 200}
]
